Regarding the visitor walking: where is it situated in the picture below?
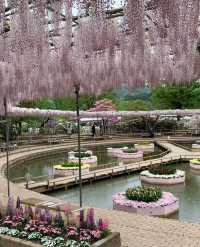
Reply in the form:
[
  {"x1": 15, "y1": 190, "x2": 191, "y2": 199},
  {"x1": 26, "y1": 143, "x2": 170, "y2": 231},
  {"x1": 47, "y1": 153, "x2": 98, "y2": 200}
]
[{"x1": 91, "y1": 123, "x2": 96, "y2": 137}]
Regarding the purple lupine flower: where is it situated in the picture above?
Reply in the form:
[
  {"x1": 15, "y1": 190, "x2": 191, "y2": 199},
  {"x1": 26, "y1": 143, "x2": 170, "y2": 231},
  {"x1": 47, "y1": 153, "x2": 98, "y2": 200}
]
[
  {"x1": 86, "y1": 208, "x2": 94, "y2": 228},
  {"x1": 19, "y1": 206, "x2": 24, "y2": 216},
  {"x1": 24, "y1": 206, "x2": 29, "y2": 219},
  {"x1": 54, "y1": 206, "x2": 64, "y2": 228},
  {"x1": 16, "y1": 196, "x2": 21, "y2": 209},
  {"x1": 40, "y1": 211, "x2": 46, "y2": 222},
  {"x1": 45, "y1": 209, "x2": 52, "y2": 224},
  {"x1": 79, "y1": 208, "x2": 85, "y2": 228},
  {"x1": 28, "y1": 206, "x2": 33, "y2": 218},
  {"x1": 6, "y1": 196, "x2": 14, "y2": 216},
  {"x1": 35, "y1": 207, "x2": 41, "y2": 220},
  {"x1": 98, "y1": 218, "x2": 109, "y2": 231},
  {"x1": 64, "y1": 203, "x2": 72, "y2": 225}
]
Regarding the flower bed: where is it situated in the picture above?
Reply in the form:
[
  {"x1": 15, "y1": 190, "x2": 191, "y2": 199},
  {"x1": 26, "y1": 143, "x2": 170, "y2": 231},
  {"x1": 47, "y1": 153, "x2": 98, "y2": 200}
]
[
  {"x1": 54, "y1": 163, "x2": 90, "y2": 176},
  {"x1": 140, "y1": 170, "x2": 185, "y2": 185},
  {"x1": 68, "y1": 150, "x2": 97, "y2": 166},
  {"x1": 107, "y1": 147, "x2": 143, "y2": 161},
  {"x1": 134, "y1": 142, "x2": 154, "y2": 153},
  {"x1": 126, "y1": 186, "x2": 162, "y2": 202},
  {"x1": 113, "y1": 190, "x2": 179, "y2": 216},
  {"x1": 0, "y1": 232, "x2": 121, "y2": 247},
  {"x1": 0, "y1": 197, "x2": 120, "y2": 247},
  {"x1": 190, "y1": 158, "x2": 200, "y2": 170},
  {"x1": 192, "y1": 143, "x2": 200, "y2": 151}
]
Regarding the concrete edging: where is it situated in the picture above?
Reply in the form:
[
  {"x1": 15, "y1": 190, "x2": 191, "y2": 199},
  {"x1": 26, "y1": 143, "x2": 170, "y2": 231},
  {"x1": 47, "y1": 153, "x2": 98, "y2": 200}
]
[{"x1": 0, "y1": 232, "x2": 121, "y2": 247}]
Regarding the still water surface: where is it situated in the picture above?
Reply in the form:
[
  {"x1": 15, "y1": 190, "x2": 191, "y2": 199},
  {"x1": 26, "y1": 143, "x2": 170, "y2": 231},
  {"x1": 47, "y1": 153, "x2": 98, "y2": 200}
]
[
  {"x1": 9, "y1": 144, "x2": 200, "y2": 223},
  {"x1": 49, "y1": 162, "x2": 200, "y2": 223},
  {"x1": 9, "y1": 143, "x2": 162, "y2": 180}
]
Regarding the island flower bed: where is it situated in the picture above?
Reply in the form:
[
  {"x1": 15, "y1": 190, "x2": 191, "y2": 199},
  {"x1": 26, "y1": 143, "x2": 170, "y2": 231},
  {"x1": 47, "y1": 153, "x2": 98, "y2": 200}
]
[
  {"x1": 113, "y1": 187, "x2": 179, "y2": 216},
  {"x1": 134, "y1": 142, "x2": 154, "y2": 153},
  {"x1": 0, "y1": 197, "x2": 120, "y2": 247},
  {"x1": 192, "y1": 143, "x2": 200, "y2": 151},
  {"x1": 68, "y1": 150, "x2": 97, "y2": 167},
  {"x1": 107, "y1": 147, "x2": 143, "y2": 161},
  {"x1": 54, "y1": 162, "x2": 90, "y2": 176},
  {"x1": 190, "y1": 158, "x2": 200, "y2": 170},
  {"x1": 140, "y1": 168, "x2": 185, "y2": 185}
]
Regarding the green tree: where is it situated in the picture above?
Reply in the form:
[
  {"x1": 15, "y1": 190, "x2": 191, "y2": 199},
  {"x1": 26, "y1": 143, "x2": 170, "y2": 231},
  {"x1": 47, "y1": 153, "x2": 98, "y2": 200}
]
[
  {"x1": 151, "y1": 84, "x2": 193, "y2": 109},
  {"x1": 116, "y1": 100, "x2": 151, "y2": 111}
]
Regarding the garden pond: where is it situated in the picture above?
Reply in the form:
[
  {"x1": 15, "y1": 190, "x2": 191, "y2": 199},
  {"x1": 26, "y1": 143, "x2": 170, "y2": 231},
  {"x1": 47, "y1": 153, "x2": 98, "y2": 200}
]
[
  {"x1": 9, "y1": 143, "x2": 163, "y2": 181},
  {"x1": 48, "y1": 162, "x2": 200, "y2": 223}
]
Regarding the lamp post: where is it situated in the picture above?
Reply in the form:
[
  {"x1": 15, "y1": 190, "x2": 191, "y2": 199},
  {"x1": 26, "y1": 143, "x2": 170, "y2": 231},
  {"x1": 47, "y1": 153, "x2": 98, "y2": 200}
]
[
  {"x1": 74, "y1": 84, "x2": 82, "y2": 208},
  {"x1": 4, "y1": 97, "x2": 10, "y2": 197}
]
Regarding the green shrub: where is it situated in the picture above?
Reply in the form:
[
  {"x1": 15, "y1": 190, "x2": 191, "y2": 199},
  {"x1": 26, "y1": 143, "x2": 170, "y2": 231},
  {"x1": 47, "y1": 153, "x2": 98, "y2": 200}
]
[
  {"x1": 126, "y1": 186, "x2": 162, "y2": 202},
  {"x1": 73, "y1": 148, "x2": 87, "y2": 153},
  {"x1": 123, "y1": 148, "x2": 137, "y2": 153},
  {"x1": 61, "y1": 162, "x2": 79, "y2": 168},
  {"x1": 74, "y1": 152, "x2": 91, "y2": 158},
  {"x1": 149, "y1": 165, "x2": 176, "y2": 175}
]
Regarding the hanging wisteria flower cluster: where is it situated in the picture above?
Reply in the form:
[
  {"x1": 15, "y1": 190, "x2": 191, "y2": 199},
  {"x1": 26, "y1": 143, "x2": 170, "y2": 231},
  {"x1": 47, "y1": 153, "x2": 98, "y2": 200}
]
[{"x1": 0, "y1": 0, "x2": 200, "y2": 112}]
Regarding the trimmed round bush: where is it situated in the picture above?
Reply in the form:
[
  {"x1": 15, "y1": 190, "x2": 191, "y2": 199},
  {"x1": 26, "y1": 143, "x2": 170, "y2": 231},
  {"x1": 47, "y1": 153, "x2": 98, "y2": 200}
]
[
  {"x1": 74, "y1": 152, "x2": 91, "y2": 158},
  {"x1": 122, "y1": 148, "x2": 137, "y2": 154},
  {"x1": 125, "y1": 186, "x2": 162, "y2": 203},
  {"x1": 149, "y1": 165, "x2": 176, "y2": 175}
]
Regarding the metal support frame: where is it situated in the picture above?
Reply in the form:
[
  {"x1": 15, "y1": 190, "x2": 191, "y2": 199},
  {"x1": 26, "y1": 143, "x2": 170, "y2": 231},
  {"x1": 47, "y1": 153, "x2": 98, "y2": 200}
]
[
  {"x1": 4, "y1": 97, "x2": 10, "y2": 197},
  {"x1": 74, "y1": 84, "x2": 82, "y2": 208}
]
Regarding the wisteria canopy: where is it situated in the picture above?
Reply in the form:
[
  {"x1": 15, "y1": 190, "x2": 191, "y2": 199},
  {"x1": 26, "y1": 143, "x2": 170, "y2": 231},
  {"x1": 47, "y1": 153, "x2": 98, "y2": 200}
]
[{"x1": 0, "y1": 0, "x2": 200, "y2": 112}]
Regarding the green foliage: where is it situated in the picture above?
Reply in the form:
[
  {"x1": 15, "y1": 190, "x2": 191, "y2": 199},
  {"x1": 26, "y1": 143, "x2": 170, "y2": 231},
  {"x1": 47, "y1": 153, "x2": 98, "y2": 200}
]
[
  {"x1": 149, "y1": 165, "x2": 176, "y2": 175},
  {"x1": 116, "y1": 100, "x2": 151, "y2": 111},
  {"x1": 113, "y1": 87, "x2": 152, "y2": 101},
  {"x1": 126, "y1": 186, "x2": 162, "y2": 203},
  {"x1": 74, "y1": 152, "x2": 91, "y2": 158},
  {"x1": 97, "y1": 90, "x2": 117, "y2": 104},
  {"x1": 122, "y1": 148, "x2": 137, "y2": 153},
  {"x1": 61, "y1": 162, "x2": 80, "y2": 168},
  {"x1": 136, "y1": 141, "x2": 151, "y2": 145},
  {"x1": 151, "y1": 84, "x2": 193, "y2": 109}
]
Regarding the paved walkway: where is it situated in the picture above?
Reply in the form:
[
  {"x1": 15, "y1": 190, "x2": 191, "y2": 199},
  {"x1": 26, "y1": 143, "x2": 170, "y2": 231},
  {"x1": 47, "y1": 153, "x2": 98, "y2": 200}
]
[{"x1": 1, "y1": 138, "x2": 200, "y2": 246}]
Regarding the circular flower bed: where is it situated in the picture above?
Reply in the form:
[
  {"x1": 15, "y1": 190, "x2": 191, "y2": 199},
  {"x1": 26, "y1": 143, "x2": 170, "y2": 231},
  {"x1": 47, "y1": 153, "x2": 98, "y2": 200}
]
[
  {"x1": 68, "y1": 150, "x2": 97, "y2": 166},
  {"x1": 192, "y1": 142, "x2": 200, "y2": 151},
  {"x1": 107, "y1": 147, "x2": 143, "y2": 161},
  {"x1": 126, "y1": 186, "x2": 162, "y2": 202},
  {"x1": 140, "y1": 166, "x2": 185, "y2": 185},
  {"x1": 190, "y1": 158, "x2": 200, "y2": 170},
  {"x1": 113, "y1": 187, "x2": 179, "y2": 216},
  {"x1": 134, "y1": 142, "x2": 154, "y2": 153},
  {"x1": 54, "y1": 162, "x2": 90, "y2": 176}
]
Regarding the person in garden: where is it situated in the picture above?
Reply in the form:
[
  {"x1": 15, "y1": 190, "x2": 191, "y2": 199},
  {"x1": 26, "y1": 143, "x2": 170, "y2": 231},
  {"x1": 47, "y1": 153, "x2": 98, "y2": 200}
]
[{"x1": 91, "y1": 123, "x2": 96, "y2": 137}]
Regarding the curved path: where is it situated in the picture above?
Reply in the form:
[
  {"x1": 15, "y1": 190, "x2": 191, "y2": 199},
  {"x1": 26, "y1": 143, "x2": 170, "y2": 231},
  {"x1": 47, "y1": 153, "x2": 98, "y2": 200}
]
[{"x1": 1, "y1": 138, "x2": 200, "y2": 247}]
